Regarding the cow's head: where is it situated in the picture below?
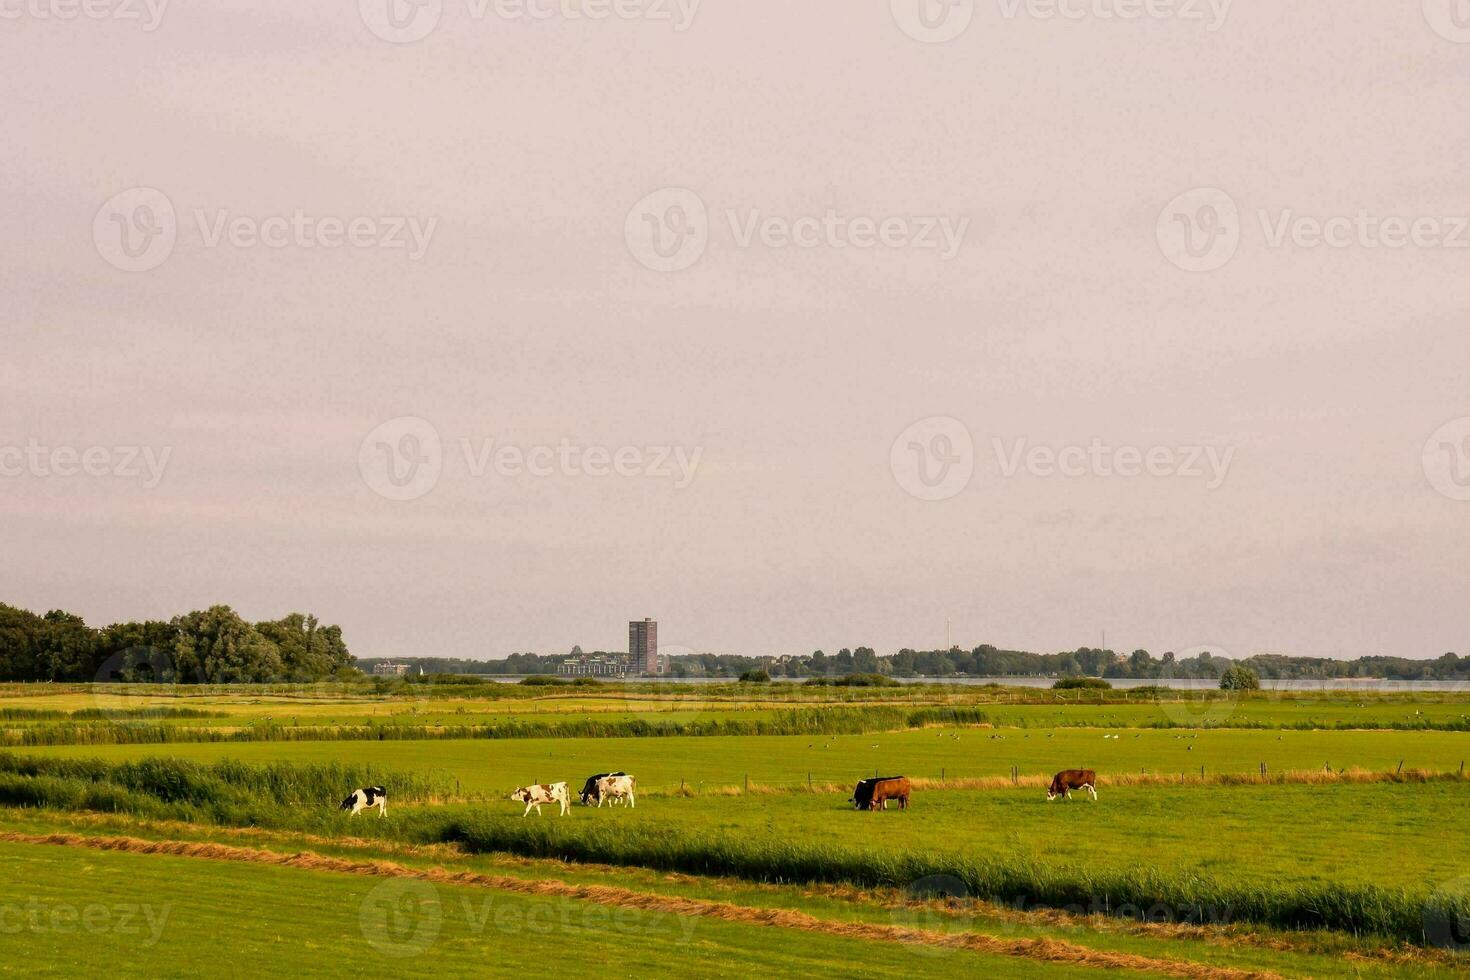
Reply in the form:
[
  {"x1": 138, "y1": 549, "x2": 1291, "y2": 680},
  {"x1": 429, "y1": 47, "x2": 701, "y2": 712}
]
[
  {"x1": 510, "y1": 788, "x2": 530, "y2": 802},
  {"x1": 1045, "y1": 788, "x2": 1058, "y2": 801}
]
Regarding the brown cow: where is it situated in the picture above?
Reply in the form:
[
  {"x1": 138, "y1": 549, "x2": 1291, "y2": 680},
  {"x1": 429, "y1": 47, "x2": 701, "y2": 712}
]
[
  {"x1": 855, "y1": 776, "x2": 911, "y2": 811},
  {"x1": 1046, "y1": 769, "x2": 1097, "y2": 801}
]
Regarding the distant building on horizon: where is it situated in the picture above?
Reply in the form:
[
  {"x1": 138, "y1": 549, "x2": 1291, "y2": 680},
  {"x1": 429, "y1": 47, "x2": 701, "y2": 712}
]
[
  {"x1": 373, "y1": 663, "x2": 408, "y2": 677},
  {"x1": 629, "y1": 618, "x2": 659, "y2": 675},
  {"x1": 558, "y1": 654, "x2": 630, "y2": 677}
]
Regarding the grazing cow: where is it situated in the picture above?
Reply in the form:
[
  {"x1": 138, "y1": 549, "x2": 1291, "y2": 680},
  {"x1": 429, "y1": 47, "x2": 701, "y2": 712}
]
[
  {"x1": 510, "y1": 782, "x2": 571, "y2": 817},
  {"x1": 1046, "y1": 769, "x2": 1098, "y2": 801},
  {"x1": 579, "y1": 771, "x2": 628, "y2": 806},
  {"x1": 851, "y1": 776, "x2": 910, "y2": 811},
  {"x1": 339, "y1": 786, "x2": 387, "y2": 818},
  {"x1": 594, "y1": 773, "x2": 636, "y2": 808}
]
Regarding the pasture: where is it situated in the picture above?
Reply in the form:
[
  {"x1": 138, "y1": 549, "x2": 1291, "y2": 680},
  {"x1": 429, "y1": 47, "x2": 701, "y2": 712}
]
[
  {"x1": 0, "y1": 681, "x2": 1467, "y2": 976},
  {"x1": 435, "y1": 781, "x2": 1466, "y2": 892},
  {"x1": 18, "y1": 726, "x2": 1470, "y2": 793},
  {"x1": 0, "y1": 839, "x2": 1118, "y2": 979},
  {"x1": 7, "y1": 683, "x2": 1470, "y2": 733}
]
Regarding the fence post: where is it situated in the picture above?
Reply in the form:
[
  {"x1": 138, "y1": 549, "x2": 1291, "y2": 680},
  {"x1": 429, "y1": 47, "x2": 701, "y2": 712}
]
[
  {"x1": 808, "y1": 772, "x2": 812, "y2": 791},
  {"x1": 1460, "y1": 760, "x2": 1464, "y2": 776},
  {"x1": 744, "y1": 773, "x2": 749, "y2": 794},
  {"x1": 1396, "y1": 759, "x2": 1404, "y2": 774},
  {"x1": 940, "y1": 767, "x2": 945, "y2": 785},
  {"x1": 1200, "y1": 765, "x2": 1204, "y2": 779}
]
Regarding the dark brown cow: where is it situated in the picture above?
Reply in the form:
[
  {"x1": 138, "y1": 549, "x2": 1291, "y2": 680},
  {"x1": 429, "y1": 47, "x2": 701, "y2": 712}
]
[
  {"x1": 852, "y1": 775, "x2": 910, "y2": 811},
  {"x1": 1046, "y1": 769, "x2": 1097, "y2": 801}
]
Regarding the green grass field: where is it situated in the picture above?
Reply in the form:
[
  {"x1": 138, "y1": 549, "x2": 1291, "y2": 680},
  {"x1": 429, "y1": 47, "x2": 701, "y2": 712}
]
[
  {"x1": 427, "y1": 781, "x2": 1463, "y2": 891},
  {"x1": 0, "y1": 809, "x2": 1453, "y2": 979},
  {"x1": 0, "y1": 839, "x2": 1138, "y2": 979},
  {"x1": 5, "y1": 685, "x2": 1470, "y2": 733},
  {"x1": 2, "y1": 683, "x2": 1468, "y2": 975},
  {"x1": 18, "y1": 727, "x2": 1469, "y2": 793}
]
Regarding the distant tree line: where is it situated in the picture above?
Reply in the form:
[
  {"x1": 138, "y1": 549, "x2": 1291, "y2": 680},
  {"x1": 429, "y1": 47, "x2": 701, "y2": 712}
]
[
  {"x1": 682, "y1": 645, "x2": 1470, "y2": 681},
  {"x1": 0, "y1": 603, "x2": 353, "y2": 683},
  {"x1": 357, "y1": 645, "x2": 1470, "y2": 681},
  {"x1": 354, "y1": 653, "x2": 581, "y2": 676}
]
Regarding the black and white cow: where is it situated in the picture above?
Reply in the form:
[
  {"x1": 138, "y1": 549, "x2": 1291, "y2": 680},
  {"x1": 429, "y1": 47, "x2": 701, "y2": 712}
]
[
  {"x1": 340, "y1": 786, "x2": 387, "y2": 817},
  {"x1": 579, "y1": 771, "x2": 628, "y2": 806}
]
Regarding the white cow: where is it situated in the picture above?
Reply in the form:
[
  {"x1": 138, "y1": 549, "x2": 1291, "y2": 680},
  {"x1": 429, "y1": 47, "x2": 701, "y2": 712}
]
[
  {"x1": 595, "y1": 774, "x2": 636, "y2": 809},
  {"x1": 510, "y1": 782, "x2": 571, "y2": 817},
  {"x1": 339, "y1": 786, "x2": 387, "y2": 817}
]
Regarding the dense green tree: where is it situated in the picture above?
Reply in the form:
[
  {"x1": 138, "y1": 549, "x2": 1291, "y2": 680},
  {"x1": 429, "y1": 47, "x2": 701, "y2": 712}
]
[
  {"x1": 1220, "y1": 665, "x2": 1261, "y2": 691},
  {"x1": 174, "y1": 606, "x2": 284, "y2": 683}
]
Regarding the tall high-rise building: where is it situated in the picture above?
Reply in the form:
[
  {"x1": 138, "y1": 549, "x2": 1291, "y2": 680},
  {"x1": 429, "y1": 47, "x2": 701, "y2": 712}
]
[{"x1": 629, "y1": 618, "x2": 658, "y2": 675}]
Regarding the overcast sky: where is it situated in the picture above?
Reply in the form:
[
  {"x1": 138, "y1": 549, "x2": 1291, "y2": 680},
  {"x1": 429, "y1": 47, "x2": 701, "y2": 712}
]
[{"x1": 3, "y1": 1, "x2": 1468, "y2": 661}]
